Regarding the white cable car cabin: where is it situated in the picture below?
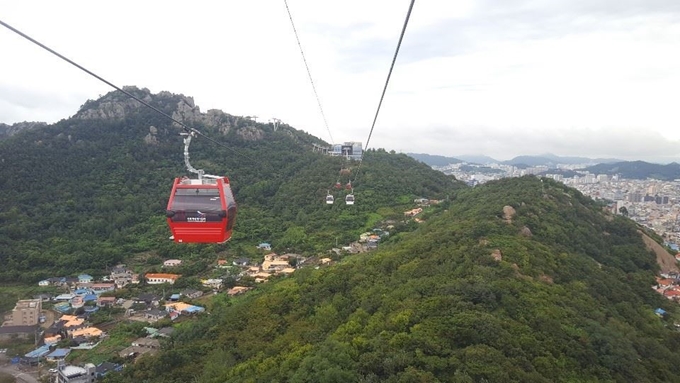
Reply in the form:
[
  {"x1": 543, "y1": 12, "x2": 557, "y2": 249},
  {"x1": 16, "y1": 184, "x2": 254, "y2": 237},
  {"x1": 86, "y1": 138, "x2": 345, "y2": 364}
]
[
  {"x1": 345, "y1": 194, "x2": 355, "y2": 205},
  {"x1": 326, "y1": 193, "x2": 335, "y2": 205}
]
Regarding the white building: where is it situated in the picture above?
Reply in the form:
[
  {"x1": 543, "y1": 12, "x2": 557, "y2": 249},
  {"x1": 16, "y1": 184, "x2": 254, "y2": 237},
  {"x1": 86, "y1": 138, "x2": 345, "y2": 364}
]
[
  {"x1": 163, "y1": 259, "x2": 182, "y2": 267},
  {"x1": 56, "y1": 360, "x2": 96, "y2": 383},
  {"x1": 144, "y1": 273, "x2": 180, "y2": 284}
]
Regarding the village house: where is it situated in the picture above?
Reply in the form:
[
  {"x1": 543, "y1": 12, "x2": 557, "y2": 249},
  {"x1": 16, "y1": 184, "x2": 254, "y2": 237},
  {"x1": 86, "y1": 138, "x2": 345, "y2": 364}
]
[
  {"x1": 256, "y1": 242, "x2": 272, "y2": 251},
  {"x1": 46, "y1": 348, "x2": 71, "y2": 362},
  {"x1": 97, "y1": 297, "x2": 116, "y2": 307},
  {"x1": 91, "y1": 283, "x2": 116, "y2": 294},
  {"x1": 78, "y1": 274, "x2": 94, "y2": 284},
  {"x1": 165, "y1": 302, "x2": 205, "y2": 315},
  {"x1": 404, "y1": 208, "x2": 423, "y2": 217},
  {"x1": 201, "y1": 278, "x2": 223, "y2": 289},
  {"x1": 144, "y1": 309, "x2": 168, "y2": 322},
  {"x1": 227, "y1": 286, "x2": 251, "y2": 296},
  {"x1": 145, "y1": 273, "x2": 180, "y2": 285},
  {"x1": 181, "y1": 289, "x2": 203, "y2": 299},
  {"x1": 111, "y1": 265, "x2": 138, "y2": 288},
  {"x1": 71, "y1": 326, "x2": 104, "y2": 339},
  {"x1": 163, "y1": 259, "x2": 182, "y2": 267},
  {"x1": 135, "y1": 293, "x2": 161, "y2": 306},
  {"x1": 253, "y1": 272, "x2": 272, "y2": 283},
  {"x1": 233, "y1": 257, "x2": 250, "y2": 267},
  {"x1": 263, "y1": 259, "x2": 290, "y2": 272}
]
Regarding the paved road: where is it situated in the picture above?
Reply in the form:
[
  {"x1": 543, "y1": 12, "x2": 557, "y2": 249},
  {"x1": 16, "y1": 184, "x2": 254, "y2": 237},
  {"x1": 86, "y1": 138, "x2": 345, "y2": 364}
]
[{"x1": 0, "y1": 365, "x2": 40, "y2": 383}]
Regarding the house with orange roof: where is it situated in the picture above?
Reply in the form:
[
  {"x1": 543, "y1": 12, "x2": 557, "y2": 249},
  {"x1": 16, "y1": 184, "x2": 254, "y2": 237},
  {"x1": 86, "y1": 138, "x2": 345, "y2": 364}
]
[
  {"x1": 262, "y1": 259, "x2": 290, "y2": 272},
  {"x1": 227, "y1": 286, "x2": 251, "y2": 296},
  {"x1": 71, "y1": 327, "x2": 103, "y2": 338},
  {"x1": 404, "y1": 208, "x2": 423, "y2": 217},
  {"x1": 145, "y1": 273, "x2": 180, "y2": 285}
]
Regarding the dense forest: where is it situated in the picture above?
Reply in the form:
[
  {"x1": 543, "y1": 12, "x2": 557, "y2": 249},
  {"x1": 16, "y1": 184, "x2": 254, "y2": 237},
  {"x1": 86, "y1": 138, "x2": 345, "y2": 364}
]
[
  {"x1": 2, "y1": 89, "x2": 679, "y2": 382},
  {"x1": 0, "y1": 88, "x2": 462, "y2": 281},
  {"x1": 102, "y1": 176, "x2": 680, "y2": 382}
]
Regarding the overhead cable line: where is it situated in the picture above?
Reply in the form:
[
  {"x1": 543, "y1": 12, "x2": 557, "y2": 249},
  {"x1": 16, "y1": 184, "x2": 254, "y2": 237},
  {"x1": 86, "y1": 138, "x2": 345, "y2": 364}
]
[
  {"x1": 349, "y1": 0, "x2": 416, "y2": 190},
  {"x1": 364, "y1": 0, "x2": 415, "y2": 152},
  {"x1": 283, "y1": 0, "x2": 335, "y2": 144},
  {"x1": 0, "y1": 19, "x2": 256, "y2": 163}
]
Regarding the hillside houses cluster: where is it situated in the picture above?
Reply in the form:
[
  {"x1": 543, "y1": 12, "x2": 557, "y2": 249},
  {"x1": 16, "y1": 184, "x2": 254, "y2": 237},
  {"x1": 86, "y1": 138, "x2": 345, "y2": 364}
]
[
  {"x1": 44, "y1": 314, "x2": 105, "y2": 349},
  {"x1": 239, "y1": 252, "x2": 299, "y2": 283},
  {"x1": 654, "y1": 274, "x2": 680, "y2": 301}
]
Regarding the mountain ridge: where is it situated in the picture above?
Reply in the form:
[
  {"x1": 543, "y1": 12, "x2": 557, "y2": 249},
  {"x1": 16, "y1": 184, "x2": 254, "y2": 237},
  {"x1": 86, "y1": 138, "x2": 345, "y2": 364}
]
[{"x1": 2, "y1": 89, "x2": 679, "y2": 382}]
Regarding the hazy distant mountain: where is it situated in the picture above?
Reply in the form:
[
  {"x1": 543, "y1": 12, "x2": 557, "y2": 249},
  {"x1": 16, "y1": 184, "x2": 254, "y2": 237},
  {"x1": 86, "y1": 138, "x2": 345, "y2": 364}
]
[
  {"x1": 410, "y1": 152, "x2": 623, "y2": 168},
  {"x1": 455, "y1": 154, "x2": 499, "y2": 164},
  {"x1": 407, "y1": 153, "x2": 463, "y2": 166},
  {"x1": 503, "y1": 155, "x2": 557, "y2": 167},
  {"x1": 540, "y1": 153, "x2": 622, "y2": 165},
  {"x1": 584, "y1": 161, "x2": 680, "y2": 180},
  {"x1": 504, "y1": 154, "x2": 623, "y2": 167}
]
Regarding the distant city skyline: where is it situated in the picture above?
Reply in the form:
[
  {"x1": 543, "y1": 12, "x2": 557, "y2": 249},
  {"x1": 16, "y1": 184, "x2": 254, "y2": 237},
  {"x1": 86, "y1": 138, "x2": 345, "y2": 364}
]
[{"x1": 2, "y1": 0, "x2": 679, "y2": 162}]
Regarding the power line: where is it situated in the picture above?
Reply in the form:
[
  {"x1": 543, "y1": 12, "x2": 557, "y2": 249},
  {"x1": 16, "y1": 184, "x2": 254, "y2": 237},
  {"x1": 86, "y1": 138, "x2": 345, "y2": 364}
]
[
  {"x1": 350, "y1": 0, "x2": 416, "y2": 191},
  {"x1": 364, "y1": 0, "x2": 416, "y2": 152},
  {"x1": 283, "y1": 0, "x2": 335, "y2": 144},
  {"x1": 0, "y1": 18, "x2": 256, "y2": 163}
]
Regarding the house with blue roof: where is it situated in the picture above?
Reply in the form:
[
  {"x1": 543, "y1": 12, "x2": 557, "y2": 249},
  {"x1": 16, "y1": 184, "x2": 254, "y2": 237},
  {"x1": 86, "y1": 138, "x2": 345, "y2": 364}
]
[
  {"x1": 46, "y1": 348, "x2": 71, "y2": 362},
  {"x1": 24, "y1": 345, "x2": 50, "y2": 359},
  {"x1": 656, "y1": 308, "x2": 668, "y2": 317},
  {"x1": 256, "y1": 242, "x2": 272, "y2": 251}
]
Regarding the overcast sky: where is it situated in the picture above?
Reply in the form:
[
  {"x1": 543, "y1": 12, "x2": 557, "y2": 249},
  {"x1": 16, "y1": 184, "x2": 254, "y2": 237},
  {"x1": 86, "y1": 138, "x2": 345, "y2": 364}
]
[{"x1": 2, "y1": 0, "x2": 679, "y2": 162}]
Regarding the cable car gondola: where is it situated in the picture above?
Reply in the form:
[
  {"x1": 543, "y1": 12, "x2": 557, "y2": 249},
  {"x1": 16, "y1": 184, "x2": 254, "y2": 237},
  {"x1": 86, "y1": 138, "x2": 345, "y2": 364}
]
[
  {"x1": 326, "y1": 192, "x2": 335, "y2": 205},
  {"x1": 166, "y1": 133, "x2": 237, "y2": 243},
  {"x1": 166, "y1": 176, "x2": 237, "y2": 243},
  {"x1": 345, "y1": 193, "x2": 355, "y2": 205}
]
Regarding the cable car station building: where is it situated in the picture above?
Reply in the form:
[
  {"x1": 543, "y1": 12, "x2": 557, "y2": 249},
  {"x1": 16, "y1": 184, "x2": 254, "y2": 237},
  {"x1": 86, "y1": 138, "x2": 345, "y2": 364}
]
[{"x1": 329, "y1": 142, "x2": 363, "y2": 160}]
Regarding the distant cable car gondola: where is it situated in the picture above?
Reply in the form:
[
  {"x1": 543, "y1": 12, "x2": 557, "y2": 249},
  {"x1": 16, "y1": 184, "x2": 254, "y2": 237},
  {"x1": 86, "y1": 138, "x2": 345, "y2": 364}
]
[
  {"x1": 326, "y1": 192, "x2": 335, "y2": 205},
  {"x1": 166, "y1": 132, "x2": 237, "y2": 243},
  {"x1": 345, "y1": 193, "x2": 355, "y2": 205}
]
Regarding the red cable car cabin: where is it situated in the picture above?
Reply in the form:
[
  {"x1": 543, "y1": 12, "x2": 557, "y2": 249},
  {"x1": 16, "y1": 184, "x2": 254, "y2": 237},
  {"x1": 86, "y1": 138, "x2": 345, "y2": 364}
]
[{"x1": 166, "y1": 176, "x2": 237, "y2": 243}]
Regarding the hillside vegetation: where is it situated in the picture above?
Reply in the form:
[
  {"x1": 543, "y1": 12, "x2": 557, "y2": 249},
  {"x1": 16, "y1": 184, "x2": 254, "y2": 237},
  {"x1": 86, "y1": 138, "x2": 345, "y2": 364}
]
[
  {"x1": 584, "y1": 161, "x2": 680, "y2": 180},
  {"x1": 0, "y1": 88, "x2": 462, "y2": 281},
  {"x1": 104, "y1": 177, "x2": 680, "y2": 383}
]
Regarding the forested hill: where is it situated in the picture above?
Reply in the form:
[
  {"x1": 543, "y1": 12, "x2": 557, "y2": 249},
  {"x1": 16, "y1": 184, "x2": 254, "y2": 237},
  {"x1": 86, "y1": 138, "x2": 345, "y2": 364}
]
[
  {"x1": 0, "y1": 87, "x2": 462, "y2": 281},
  {"x1": 584, "y1": 160, "x2": 680, "y2": 180},
  {"x1": 105, "y1": 176, "x2": 680, "y2": 382}
]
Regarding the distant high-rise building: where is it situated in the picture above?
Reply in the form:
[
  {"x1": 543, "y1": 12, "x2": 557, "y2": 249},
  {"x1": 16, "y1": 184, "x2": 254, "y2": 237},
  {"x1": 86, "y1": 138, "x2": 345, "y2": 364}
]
[
  {"x1": 648, "y1": 185, "x2": 659, "y2": 195},
  {"x1": 597, "y1": 174, "x2": 609, "y2": 183}
]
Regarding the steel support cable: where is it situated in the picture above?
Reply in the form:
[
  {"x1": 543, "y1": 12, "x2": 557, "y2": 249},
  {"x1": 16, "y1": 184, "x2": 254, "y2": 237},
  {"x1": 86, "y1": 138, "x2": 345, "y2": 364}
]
[
  {"x1": 350, "y1": 0, "x2": 416, "y2": 190},
  {"x1": 0, "y1": 18, "x2": 256, "y2": 163},
  {"x1": 283, "y1": 0, "x2": 335, "y2": 145}
]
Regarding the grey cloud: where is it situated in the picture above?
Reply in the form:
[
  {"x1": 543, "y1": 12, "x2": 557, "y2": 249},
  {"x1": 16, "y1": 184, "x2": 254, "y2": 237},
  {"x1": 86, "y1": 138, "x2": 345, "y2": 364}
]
[
  {"x1": 0, "y1": 84, "x2": 87, "y2": 123},
  {"x1": 312, "y1": 0, "x2": 680, "y2": 73},
  {"x1": 377, "y1": 124, "x2": 680, "y2": 162}
]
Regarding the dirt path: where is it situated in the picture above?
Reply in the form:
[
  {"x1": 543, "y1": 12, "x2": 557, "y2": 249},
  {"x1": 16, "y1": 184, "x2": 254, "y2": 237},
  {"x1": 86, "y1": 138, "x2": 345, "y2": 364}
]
[{"x1": 640, "y1": 232, "x2": 679, "y2": 274}]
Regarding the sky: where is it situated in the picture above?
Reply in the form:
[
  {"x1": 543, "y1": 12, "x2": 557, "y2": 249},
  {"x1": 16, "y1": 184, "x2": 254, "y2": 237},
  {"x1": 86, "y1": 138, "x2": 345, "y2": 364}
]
[{"x1": 2, "y1": 0, "x2": 680, "y2": 162}]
